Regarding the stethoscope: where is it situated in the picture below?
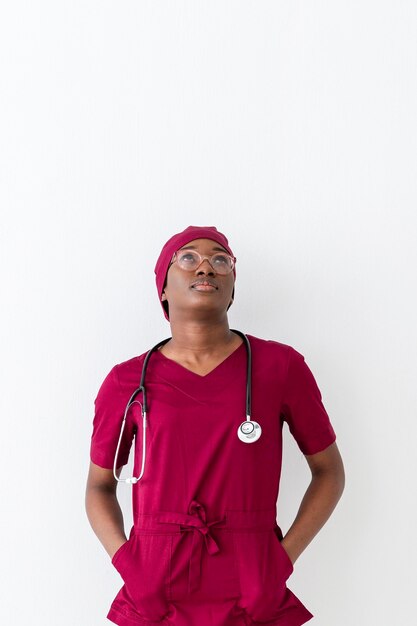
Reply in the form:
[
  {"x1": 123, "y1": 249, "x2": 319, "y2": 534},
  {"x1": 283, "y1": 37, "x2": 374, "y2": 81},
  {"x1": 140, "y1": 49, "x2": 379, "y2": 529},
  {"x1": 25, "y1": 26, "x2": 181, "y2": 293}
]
[{"x1": 113, "y1": 329, "x2": 262, "y2": 484}]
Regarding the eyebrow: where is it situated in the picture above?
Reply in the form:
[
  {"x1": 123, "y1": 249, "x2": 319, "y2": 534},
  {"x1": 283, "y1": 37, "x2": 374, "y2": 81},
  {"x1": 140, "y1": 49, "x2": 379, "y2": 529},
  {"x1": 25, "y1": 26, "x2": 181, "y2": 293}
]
[{"x1": 179, "y1": 245, "x2": 228, "y2": 253}]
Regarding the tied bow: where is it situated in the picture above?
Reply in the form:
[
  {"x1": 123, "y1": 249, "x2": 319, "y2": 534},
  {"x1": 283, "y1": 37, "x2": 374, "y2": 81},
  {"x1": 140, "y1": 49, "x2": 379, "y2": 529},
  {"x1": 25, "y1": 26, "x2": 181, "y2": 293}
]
[{"x1": 155, "y1": 499, "x2": 226, "y2": 593}]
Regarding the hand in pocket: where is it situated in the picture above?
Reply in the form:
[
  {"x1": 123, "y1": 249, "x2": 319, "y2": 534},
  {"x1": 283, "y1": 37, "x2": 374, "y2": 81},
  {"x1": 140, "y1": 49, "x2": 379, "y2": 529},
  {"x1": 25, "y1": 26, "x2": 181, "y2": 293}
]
[{"x1": 111, "y1": 539, "x2": 129, "y2": 563}]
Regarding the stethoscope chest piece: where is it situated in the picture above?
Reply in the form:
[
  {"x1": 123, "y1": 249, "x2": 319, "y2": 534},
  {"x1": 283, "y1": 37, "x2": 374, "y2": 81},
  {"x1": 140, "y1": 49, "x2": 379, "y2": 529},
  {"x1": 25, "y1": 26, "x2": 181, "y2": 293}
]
[
  {"x1": 114, "y1": 329, "x2": 263, "y2": 484},
  {"x1": 237, "y1": 420, "x2": 262, "y2": 443}
]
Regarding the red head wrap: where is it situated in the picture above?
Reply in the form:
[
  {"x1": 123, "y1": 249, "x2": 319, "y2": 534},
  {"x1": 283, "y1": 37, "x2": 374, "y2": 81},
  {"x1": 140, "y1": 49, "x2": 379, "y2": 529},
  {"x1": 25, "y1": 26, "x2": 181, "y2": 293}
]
[{"x1": 154, "y1": 225, "x2": 236, "y2": 321}]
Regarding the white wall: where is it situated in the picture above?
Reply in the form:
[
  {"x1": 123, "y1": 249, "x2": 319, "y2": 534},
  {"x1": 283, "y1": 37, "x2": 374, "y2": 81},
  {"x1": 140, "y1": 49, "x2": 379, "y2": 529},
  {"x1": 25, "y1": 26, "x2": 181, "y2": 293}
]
[{"x1": 1, "y1": 1, "x2": 416, "y2": 625}]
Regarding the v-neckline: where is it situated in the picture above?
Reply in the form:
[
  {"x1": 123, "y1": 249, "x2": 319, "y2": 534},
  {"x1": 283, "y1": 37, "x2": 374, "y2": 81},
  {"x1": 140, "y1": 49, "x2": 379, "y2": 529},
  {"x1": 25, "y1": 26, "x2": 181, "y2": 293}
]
[{"x1": 153, "y1": 338, "x2": 246, "y2": 379}]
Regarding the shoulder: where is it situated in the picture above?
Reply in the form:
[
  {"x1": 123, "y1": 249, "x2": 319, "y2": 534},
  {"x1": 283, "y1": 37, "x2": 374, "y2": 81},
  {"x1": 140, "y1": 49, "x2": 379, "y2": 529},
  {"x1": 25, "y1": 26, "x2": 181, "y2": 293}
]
[
  {"x1": 244, "y1": 334, "x2": 307, "y2": 382},
  {"x1": 111, "y1": 349, "x2": 148, "y2": 388},
  {"x1": 245, "y1": 333, "x2": 302, "y2": 364},
  {"x1": 115, "y1": 350, "x2": 147, "y2": 372}
]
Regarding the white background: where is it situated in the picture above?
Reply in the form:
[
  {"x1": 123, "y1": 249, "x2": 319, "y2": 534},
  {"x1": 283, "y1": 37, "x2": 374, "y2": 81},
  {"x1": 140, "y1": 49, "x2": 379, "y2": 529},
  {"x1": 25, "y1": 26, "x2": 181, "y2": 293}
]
[{"x1": 1, "y1": 1, "x2": 416, "y2": 625}]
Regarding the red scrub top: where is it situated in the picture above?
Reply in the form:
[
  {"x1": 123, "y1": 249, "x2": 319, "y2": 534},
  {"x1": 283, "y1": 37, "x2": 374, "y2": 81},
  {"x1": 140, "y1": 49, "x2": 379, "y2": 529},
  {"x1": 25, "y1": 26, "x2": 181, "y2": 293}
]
[{"x1": 90, "y1": 333, "x2": 337, "y2": 626}]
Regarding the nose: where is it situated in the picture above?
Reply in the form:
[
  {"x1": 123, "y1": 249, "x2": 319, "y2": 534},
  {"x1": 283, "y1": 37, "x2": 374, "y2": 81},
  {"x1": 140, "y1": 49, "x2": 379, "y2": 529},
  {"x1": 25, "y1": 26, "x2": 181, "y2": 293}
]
[{"x1": 196, "y1": 258, "x2": 216, "y2": 274}]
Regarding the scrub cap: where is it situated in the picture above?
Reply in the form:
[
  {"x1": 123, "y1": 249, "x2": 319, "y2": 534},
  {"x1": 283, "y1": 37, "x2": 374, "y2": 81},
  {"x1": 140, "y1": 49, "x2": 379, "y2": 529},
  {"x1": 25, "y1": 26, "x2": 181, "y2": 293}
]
[{"x1": 154, "y1": 225, "x2": 236, "y2": 321}]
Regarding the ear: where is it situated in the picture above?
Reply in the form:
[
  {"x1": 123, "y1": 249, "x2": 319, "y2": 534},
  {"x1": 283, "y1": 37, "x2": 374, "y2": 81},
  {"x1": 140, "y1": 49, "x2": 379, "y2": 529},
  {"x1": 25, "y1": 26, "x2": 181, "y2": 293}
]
[{"x1": 230, "y1": 286, "x2": 235, "y2": 306}]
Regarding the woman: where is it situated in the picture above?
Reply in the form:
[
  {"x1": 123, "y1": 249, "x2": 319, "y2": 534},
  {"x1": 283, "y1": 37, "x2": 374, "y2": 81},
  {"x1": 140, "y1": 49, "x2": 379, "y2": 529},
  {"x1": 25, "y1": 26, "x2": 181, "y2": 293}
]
[{"x1": 85, "y1": 225, "x2": 345, "y2": 626}]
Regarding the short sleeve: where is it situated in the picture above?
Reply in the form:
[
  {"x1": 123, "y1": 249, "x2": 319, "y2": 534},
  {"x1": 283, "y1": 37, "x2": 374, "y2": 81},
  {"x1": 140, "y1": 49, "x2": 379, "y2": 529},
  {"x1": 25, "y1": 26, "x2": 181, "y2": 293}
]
[
  {"x1": 89, "y1": 364, "x2": 136, "y2": 469},
  {"x1": 280, "y1": 347, "x2": 337, "y2": 455}
]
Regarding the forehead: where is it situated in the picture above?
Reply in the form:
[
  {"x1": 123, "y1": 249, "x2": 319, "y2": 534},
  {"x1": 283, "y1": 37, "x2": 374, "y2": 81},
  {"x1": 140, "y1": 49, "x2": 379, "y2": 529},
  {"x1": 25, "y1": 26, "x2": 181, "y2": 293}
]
[{"x1": 178, "y1": 238, "x2": 228, "y2": 253}]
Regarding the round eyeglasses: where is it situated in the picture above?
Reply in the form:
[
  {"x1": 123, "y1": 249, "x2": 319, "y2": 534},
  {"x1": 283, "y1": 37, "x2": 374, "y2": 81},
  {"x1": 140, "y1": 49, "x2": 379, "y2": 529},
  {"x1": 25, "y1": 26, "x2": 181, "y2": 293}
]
[{"x1": 169, "y1": 249, "x2": 236, "y2": 275}]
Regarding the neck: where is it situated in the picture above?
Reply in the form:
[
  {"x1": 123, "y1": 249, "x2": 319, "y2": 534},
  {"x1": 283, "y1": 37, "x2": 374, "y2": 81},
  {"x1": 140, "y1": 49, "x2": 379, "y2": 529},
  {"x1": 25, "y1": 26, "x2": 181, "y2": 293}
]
[{"x1": 164, "y1": 319, "x2": 237, "y2": 356}]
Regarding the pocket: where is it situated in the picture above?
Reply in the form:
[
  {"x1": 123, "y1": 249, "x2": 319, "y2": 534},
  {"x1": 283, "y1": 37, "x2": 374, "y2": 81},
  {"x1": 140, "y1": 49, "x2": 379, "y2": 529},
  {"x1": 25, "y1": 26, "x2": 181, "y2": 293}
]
[
  {"x1": 111, "y1": 539, "x2": 131, "y2": 566},
  {"x1": 232, "y1": 528, "x2": 292, "y2": 622},
  {"x1": 272, "y1": 526, "x2": 294, "y2": 580},
  {"x1": 111, "y1": 529, "x2": 172, "y2": 622}
]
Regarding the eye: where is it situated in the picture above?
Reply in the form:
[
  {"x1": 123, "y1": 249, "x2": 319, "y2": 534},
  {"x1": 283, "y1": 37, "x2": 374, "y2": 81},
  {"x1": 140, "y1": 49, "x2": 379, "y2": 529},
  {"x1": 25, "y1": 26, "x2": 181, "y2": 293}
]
[
  {"x1": 212, "y1": 254, "x2": 229, "y2": 265},
  {"x1": 178, "y1": 252, "x2": 198, "y2": 264}
]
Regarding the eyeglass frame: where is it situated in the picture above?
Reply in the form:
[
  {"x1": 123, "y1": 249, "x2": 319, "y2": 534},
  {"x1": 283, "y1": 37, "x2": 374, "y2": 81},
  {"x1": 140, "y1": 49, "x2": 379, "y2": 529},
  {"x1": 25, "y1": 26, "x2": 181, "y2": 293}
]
[{"x1": 168, "y1": 249, "x2": 237, "y2": 274}]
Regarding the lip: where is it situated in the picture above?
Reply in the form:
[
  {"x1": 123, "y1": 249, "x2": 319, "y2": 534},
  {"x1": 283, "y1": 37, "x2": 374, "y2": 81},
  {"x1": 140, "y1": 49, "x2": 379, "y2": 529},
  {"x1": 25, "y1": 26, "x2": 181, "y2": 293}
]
[
  {"x1": 191, "y1": 280, "x2": 218, "y2": 290},
  {"x1": 192, "y1": 284, "x2": 217, "y2": 291}
]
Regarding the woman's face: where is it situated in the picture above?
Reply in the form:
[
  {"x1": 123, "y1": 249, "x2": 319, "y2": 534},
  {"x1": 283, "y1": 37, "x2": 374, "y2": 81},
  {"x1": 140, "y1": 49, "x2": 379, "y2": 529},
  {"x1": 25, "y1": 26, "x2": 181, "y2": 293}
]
[{"x1": 161, "y1": 238, "x2": 235, "y2": 320}]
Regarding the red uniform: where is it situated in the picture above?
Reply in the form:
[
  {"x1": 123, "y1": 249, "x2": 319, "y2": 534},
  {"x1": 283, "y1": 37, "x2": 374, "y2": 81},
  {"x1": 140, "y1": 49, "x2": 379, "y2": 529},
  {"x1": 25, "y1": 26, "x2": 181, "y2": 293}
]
[{"x1": 90, "y1": 333, "x2": 337, "y2": 626}]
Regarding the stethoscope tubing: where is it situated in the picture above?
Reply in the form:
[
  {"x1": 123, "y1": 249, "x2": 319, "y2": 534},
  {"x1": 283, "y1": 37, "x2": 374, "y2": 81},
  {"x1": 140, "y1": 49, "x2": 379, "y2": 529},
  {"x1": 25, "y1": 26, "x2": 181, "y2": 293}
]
[{"x1": 113, "y1": 329, "x2": 254, "y2": 484}]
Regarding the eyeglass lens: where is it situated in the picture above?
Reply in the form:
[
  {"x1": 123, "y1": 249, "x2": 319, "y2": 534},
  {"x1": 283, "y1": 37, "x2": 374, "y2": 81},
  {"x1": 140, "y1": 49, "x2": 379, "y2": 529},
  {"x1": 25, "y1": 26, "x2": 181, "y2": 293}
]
[{"x1": 176, "y1": 250, "x2": 234, "y2": 274}]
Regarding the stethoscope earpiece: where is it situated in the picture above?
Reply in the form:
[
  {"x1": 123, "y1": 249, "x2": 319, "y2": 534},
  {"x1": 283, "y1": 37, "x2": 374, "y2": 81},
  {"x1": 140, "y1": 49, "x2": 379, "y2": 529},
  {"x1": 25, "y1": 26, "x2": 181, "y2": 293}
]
[{"x1": 114, "y1": 330, "x2": 262, "y2": 484}]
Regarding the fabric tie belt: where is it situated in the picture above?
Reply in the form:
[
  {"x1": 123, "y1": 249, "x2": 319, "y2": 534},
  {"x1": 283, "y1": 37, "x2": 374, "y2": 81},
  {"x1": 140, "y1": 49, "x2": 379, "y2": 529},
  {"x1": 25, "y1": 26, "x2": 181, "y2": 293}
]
[
  {"x1": 156, "y1": 499, "x2": 226, "y2": 593},
  {"x1": 135, "y1": 500, "x2": 280, "y2": 594}
]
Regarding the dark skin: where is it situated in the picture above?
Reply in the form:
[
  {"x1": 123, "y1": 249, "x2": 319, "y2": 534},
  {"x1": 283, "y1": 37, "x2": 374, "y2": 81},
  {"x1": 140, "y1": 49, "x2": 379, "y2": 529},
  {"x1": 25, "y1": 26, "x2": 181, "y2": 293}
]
[
  {"x1": 159, "y1": 238, "x2": 241, "y2": 372},
  {"x1": 85, "y1": 238, "x2": 345, "y2": 564}
]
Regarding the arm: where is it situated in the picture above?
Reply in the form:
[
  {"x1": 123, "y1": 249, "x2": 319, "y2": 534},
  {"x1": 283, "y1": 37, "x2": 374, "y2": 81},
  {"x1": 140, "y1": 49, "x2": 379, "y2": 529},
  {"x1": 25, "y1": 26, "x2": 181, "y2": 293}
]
[
  {"x1": 280, "y1": 441, "x2": 345, "y2": 565},
  {"x1": 85, "y1": 461, "x2": 129, "y2": 560}
]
